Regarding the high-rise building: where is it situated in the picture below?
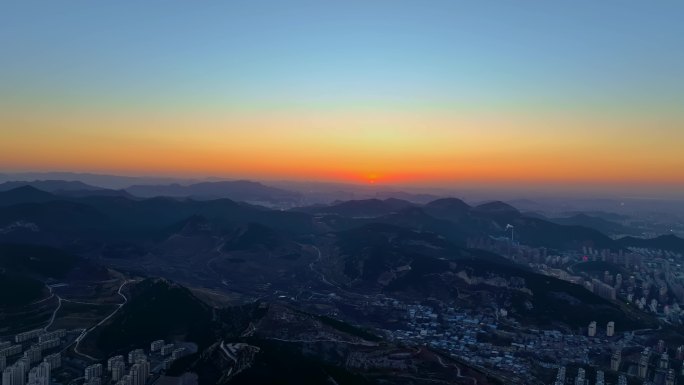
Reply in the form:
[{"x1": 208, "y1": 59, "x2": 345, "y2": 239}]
[
  {"x1": 171, "y1": 348, "x2": 186, "y2": 360},
  {"x1": 2, "y1": 363, "x2": 26, "y2": 385},
  {"x1": 129, "y1": 363, "x2": 147, "y2": 385},
  {"x1": 43, "y1": 353, "x2": 61, "y2": 370},
  {"x1": 1, "y1": 368, "x2": 11, "y2": 385},
  {"x1": 127, "y1": 350, "x2": 145, "y2": 364},
  {"x1": 162, "y1": 359, "x2": 173, "y2": 370},
  {"x1": 14, "y1": 330, "x2": 44, "y2": 344},
  {"x1": 554, "y1": 366, "x2": 565, "y2": 385},
  {"x1": 160, "y1": 344, "x2": 174, "y2": 356},
  {"x1": 38, "y1": 330, "x2": 65, "y2": 343},
  {"x1": 111, "y1": 361, "x2": 126, "y2": 382},
  {"x1": 638, "y1": 350, "x2": 649, "y2": 378},
  {"x1": 108, "y1": 356, "x2": 124, "y2": 372},
  {"x1": 116, "y1": 374, "x2": 132, "y2": 385},
  {"x1": 666, "y1": 369, "x2": 675, "y2": 385},
  {"x1": 0, "y1": 356, "x2": 5, "y2": 372},
  {"x1": 588, "y1": 321, "x2": 597, "y2": 337},
  {"x1": 591, "y1": 279, "x2": 616, "y2": 300},
  {"x1": 657, "y1": 339, "x2": 666, "y2": 353},
  {"x1": 660, "y1": 352, "x2": 669, "y2": 369},
  {"x1": 575, "y1": 368, "x2": 585, "y2": 385},
  {"x1": 84, "y1": 363, "x2": 102, "y2": 381},
  {"x1": 150, "y1": 340, "x2": 164, "y2": 352},
  {"x1": 15, "y1": 359, "x2": 29, "y2": 381},
  {"x1": 604, "y1": 270, "x2": 612, "y2": 284},
  {"x1": 606, "y1": 321, "x2": 615, "y2": 337},
  {"x1": 36, "y1": 338, "x2": 59, "y2": 351},
  {"x1": 27, "y1": 362, "x2": 50, "y2": 385},
  {"x1": 611, "y1": 350, "x2": 621, "y2": 371},
  {"x1": 595, "y1": 370, "x2": 604, "y2": 385},
  {"x1": 134, "y1": 358, "x2": 150, "y2": 380},
  {"x1": 23, "y1": 347, "x2": 41, "y2": 365},
  {"x1": 0, "y1": 345, "x2": 22, "y2": 358}
]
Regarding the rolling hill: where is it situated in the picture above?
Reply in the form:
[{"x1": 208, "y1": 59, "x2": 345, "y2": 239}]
[
  {"x1": 125, "y1": 180, "x2": 301, "y2": 204},
  {"x1": 92, "y1": 279, "x2": 216, "y2": 355},
  {"x1": 617, "y1": 234, "x2": 684, "y2": 254}
]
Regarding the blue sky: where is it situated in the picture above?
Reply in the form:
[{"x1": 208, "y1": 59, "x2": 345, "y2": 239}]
[
  {"x1": 2, "y1": 0, "x2": 682, "y2": 113},
  {"x1": 1, "y1": 1, "x2": 683, "y2": 190}
]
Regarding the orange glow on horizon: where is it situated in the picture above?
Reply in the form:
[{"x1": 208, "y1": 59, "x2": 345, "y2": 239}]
[{"x1": 1, "y1": 107, "x2": 683, "y2": 188}]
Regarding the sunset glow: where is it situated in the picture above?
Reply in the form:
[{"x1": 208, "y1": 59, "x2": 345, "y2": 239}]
[{"x1": 1, "y1": 1, "x2": 683, "y2": 193}]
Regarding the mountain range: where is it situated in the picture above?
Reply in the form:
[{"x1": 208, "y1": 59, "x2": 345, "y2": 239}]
[{"x1": 2, "y1": 185, "x2": 681, "y2": 255}]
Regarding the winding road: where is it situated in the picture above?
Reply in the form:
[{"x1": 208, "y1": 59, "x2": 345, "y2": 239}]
[
  {"x1": 307, "y1": 244, "x2": 334, "y2": 287},
  {"x1": 43, "y1": 296, "x2": 63, "y2": 331},
  {"x1": 71, "y1": 279, "x2": 132, "y2": 360},
  {"x1": 435, "y1": 354, "x2": 478, "y2": 385}
]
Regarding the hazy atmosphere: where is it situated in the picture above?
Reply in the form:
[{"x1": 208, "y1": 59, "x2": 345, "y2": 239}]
[
  {"x1": 2, "y1": 1, "x2": 683, "y2": 196},
  {"x1": 1, "y1": 3, "x2": 684, "y2": 385}
]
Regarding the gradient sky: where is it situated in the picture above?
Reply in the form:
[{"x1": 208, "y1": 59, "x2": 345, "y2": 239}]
[{"x1": 1, "y1": 1, "x2": 683, "y2": 190}]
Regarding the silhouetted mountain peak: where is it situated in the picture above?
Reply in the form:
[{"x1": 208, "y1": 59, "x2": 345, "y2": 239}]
[
  {"x1": 0, "y1": 180, "x2": 103, "y2": 193},
  {"x1": 5, "y1": 185, "x2": 46, "y2": 194},
  {"x1": 125, "y1": 180, "x2": 300, "y2": 204},
  {"x1": 0, "y1": 185, "x2": 58, "y2": 206},
  {"x1": 425, "y1": 197, "x2": 470, "y2": 209},
  {"x1": 474, "y1": 201, "x2": 520, "y2": 215}
]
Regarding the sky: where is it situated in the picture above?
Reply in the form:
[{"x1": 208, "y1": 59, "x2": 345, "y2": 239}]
[{"x1": 1, "y1": 1, "x2": 683, "y2": 193}]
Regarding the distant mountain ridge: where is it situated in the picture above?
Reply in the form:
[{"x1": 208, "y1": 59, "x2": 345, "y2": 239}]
[
  {"x1": 617, "y1": 234, "x2": 684, "y2": 254},
  {"x1": 0, "y1": 185, "x2": 675, "y2": 256},
  {"x1": 0, "y1": 185, "x2": 57, "y2": 206},
  {"x1": 301, "y1": 197, "x2": 618, "y2": 250},
  {"x1": 0, "y1": 185, "x2": 314, "y2": 246},
  {"x1": 294, "y1": 198, "x2": 415, "y2": 217},
  {"x1": 125, "y1": 180, "x2": 301, "y2": 204},
  {"x1": 0, "y1": 172, "x2": 201, "y2": 190},
  {"x1": 0, "y1": 180, "x2": 103, "y2": 192},
  {"x1": 549, "y1": 213, "x2": 641, "y2": 236},
  {"x1": 0, "y1": 181, "x2": 135, "y2": 200}
]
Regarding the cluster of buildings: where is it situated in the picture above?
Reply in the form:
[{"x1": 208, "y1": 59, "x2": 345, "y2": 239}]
[
  {"x1": 520, "y1": 241, "x2": 684, "y2": 328},
  {"x1": 0, "y1": 324, "x2": 195, "y2": 385},
  {"x1": 633, "y1": 345, "x2": 678, "y2": 385},
  {"x1": 376, "y1": 300, "x2": 613, "y2": 383},
  {"x1": 0, "y1": 329, "x2": 65, "y2": 385},
  {"x1": 586, "y1": 321, "x2": 615, "y2": 337},
  {"x1": 554, "y1": 367, "x2": 621, "y2": 385},
  {"x1": 84, "y1": 340, "x2": 188, "y2": 385},
  {"x1": 575, "y1": 246, "x2": 683, "y2": 323},
  {"x1": 330, "y1": 290, "x2": 683, "y2": 385},
  {"x1": 294, "y1": 235, "x2": 684, "y2": 384}
]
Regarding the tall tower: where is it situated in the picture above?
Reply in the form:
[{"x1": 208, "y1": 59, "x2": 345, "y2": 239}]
[
  {"x1": 665, "y1": 369, "x2": 675, "y2": 385},
  {"x1": 611, "y1": 350, "x2": 621, "y2": 371},
  {"x1": 588, "y1": 321, "x2": 597, "y2": 337},
  {"x1": 574, "y1": 368, "x2": 585, "y2": 385},
  {"x1": 659, "y1": 352, "x2": 669, "y2": 370},
  {"x1": 595, "y1": 370, "x2": 604, "y2": 385},
  {"x1": 638, "y1": 351, "x2": 649, "y2": 378}
]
